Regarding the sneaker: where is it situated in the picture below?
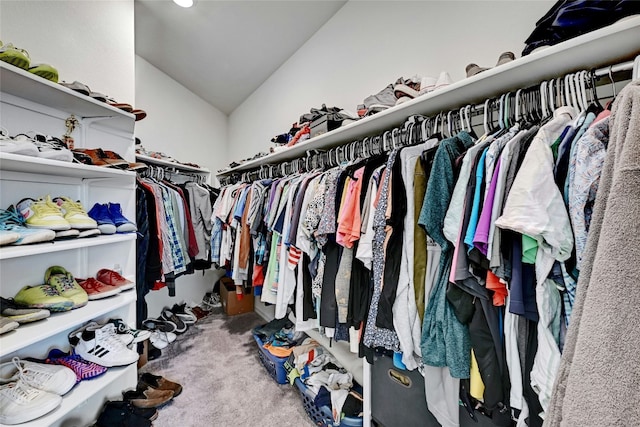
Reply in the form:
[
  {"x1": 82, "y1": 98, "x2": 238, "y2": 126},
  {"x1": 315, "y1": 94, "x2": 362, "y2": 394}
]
[
  {"x1": 0, "y1": 131, "x2": 39, "y2": 157},
  {"x1": 78, "y1": 228, "x2": 101, "y2": 238},
  {"x1": 54, "y1": 229, "x2": 80, "y2": 240},
  {"x1": 101, "y1": 400, "x2": 158, "y2": 421},
  {"x1": 122, "y1": 387, "x2": 173, "y2": 409},
  {"x1": 16, "y1": 197, "x2": 71, "y2": 231},
  {"x1": 77, "y1": 277, "x2": 121, "y2": 300},
  {"x1": 27, "y1": 63, "x2": 58, "y2": 83},
  {"x1": 0, "y1": 230, "x2": 20, "y2": 246},
  {"x1": 75, "y1": 323, "x2": 139, "y2": 367},
  {"x1": 0, "y1": 380, "x2": 61, "y2": 425},
  {"x1": 52, "y1": 197, "x2": 98, "y2": 230},
  {"x1": 0, "y1": 297, "x2": 50, "y2": 324},
  {"x1": 0, "y1": 43, "x2": 30, "y2": 70},
  {"x1": 0, "y1": 206, "x2": 56, "y2": 245},
  {"x1": 107, "y1": 203, "x2": 136, "y2": 233},
  {"x1": 29, "y1": 134, "x2": 74, "y2": 162},
  {"x1": 96, "y1": 268, "x2": 135, "y2": 291},
  {"x1": 87, "y1": 203, "x2": 116, "y2": 234},
  {"x1": 96, "y1": 401, "x2": 154, "y2": 427},
  {"x1": 44, "y1": 266, "x2": 88, "y2": 309},
  {"x1": 170, "y1": 303, "x2": 197, "y2": 325},
  {"x1": 160, "y1": 307, "x2": 187, "y2": 334},
  {"x1": 202, "y1": 292, "x2": 221, "y2": 309},
  {"x1": 142, "y1": 318, "x2": 177, "y2": 334},
  {"x1": 434, "y1": 71, "x2": 453, "y2": 91},
  {"x1": 44, "y1": 349, "x2": 107, "y2": 382},
  {"x1": 138, "y1": 373, "x2": 183, "y2": 397},
  {"x1": 13, "y1": 284, "x2": 73, "y2": 312},
  {"x1": 0, "y1": 317, "x2": 19, "y2": 335},
  {"x1": 0, "y1": 358, "x2": 76, "y2": 395},
  {"x1": 107, "y1": 318, "x2": 151, "y2": 345},
  {"x1": 148, "y1": 330, "x2": 177, "y2": 350}
]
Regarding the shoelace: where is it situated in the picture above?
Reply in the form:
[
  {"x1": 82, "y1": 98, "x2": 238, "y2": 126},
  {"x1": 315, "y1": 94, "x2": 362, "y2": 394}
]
[
  {"x1": 11, "y1": 357, "x2": 52, "y2": 390},
  {"x1": 0, "y1": 379, "x2": 39, "y2": 404},
  {"x1": 56, "y1": 275, "x2": 77, "y2": 292},
  {"x1": 0, "y1": 208, "x2": 27, "y2": 227},
  {"x1": 58, "y1": 199, "x2": 87, "y2": 217},
  {"x1": 31, "y1": 198, "x2": 63, "y2": 217},
  {"x1": 95, "y1": 325, "x2": 128, "y2": 350},
  {"x1": 40, "y1": 284, "x2": 61, "y2": 297}
]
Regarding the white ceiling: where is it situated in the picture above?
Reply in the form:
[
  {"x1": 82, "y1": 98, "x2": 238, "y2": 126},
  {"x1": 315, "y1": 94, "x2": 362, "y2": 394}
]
[{"x1": 135, "y1": 0, "x2": 347, "y2": 114}]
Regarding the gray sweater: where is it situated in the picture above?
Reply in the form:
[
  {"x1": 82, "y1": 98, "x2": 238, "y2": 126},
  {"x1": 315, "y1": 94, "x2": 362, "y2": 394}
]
[{"x1": 545, "y1": 80, "x2": 640, "y2": 426}]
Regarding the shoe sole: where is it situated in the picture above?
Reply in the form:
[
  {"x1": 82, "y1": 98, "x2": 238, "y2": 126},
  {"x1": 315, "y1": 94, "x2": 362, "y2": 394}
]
[
  {"x1": 18, "y1": 301, "x2": 73, "y2": 312},
  {"x1": 86, "y1": 288, "x2": 122, "y2": 300},
  {"x1": 27, "y1": 223, "x2": 70, "y2": 231},
  {"x1": 78, "y1": 229, "x2": 101, "y2": 238},
  {"x1": 97, "y1": 223, "x2": 117, "y2": 234},
  {"x1": 4, "y1": 311, "x2": 50, "y2": 323}
]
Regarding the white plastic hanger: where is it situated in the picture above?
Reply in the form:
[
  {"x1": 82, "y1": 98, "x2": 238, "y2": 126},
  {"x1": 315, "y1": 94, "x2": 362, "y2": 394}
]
[{"x1": 633, "y1": 54, "x2": 640, "y2": 80}]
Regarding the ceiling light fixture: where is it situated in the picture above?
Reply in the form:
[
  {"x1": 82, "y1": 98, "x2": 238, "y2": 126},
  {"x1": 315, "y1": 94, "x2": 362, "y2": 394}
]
[{"x1": 173, "y1": 0, "x2": 193, "y2": 8}]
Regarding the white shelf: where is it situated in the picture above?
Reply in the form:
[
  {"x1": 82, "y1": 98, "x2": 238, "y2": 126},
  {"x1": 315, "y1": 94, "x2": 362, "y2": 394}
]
[
  {"x1": 305, "y1": 328, "x2": 364, "y2": 385},
  {"x1": 0, "y1": 289, "x2": 136, "y2": 357},
  {"x1": 136, "y1": 154, "x2": 210, "y2": 173},
  {"x1": 0, "y1": 233, "x2": 136, "y2": 260},
  {"x1": 0, "y1": 363, "x2": 137, "y2": 427},
  {"x1": 0, "y1": 152, "x2": 135, "y2": 179},
  {"x1": 0, "y1": 62, "x2": 135, "y2": 133},
  {"x1": 217, "y1": 16, "x2": 640, "y2": 177}
]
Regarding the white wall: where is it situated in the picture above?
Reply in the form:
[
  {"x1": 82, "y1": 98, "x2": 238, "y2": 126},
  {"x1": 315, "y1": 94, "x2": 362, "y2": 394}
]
[
  {"x1": 135, "y1": 55, "x2": 227, "y2": 317},
  {"x1": 228, "y1": 0, "x2": 556, "y2": 162},
  {"x1": 0, "y1": 0, "x2": 135, "y2": 105}
]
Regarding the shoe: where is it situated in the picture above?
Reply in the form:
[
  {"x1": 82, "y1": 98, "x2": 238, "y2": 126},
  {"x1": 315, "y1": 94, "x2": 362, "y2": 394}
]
[
  {"x1": 27, "y1": 63, "x2": 58, "y2": 83},
  {"x1": 77, "y1": 277, "x2": 121, "y2": 300},
  {"x1": 132, "y1": 109, "x2": 147, "y2": 122},
  {"x1": 434, "y1": 71, "x2": 453, "y2": 90},
  {"x1": 74, "y1": 323, "x2": 139, "y2": 367},
  {"x1": 52, "y1": 197, "x2": 98, "y2": 230},
  {"x1": 148, "y1": 330, "x2": 177, "y2": 350},
  {"x1": 202, "y1": 292, "x2": 221, "y2": 309},
  {"x1": 0, "y1": 380, "x2": 61, "y2": 425},
  {"x1": 78, "y1": 228, "x2": 101, "y2": 238},
  {"x1": 15, "y1": 133, "x2": 73, "y2": 162},
  {"x1": 13, "y1": 284, "x2": 73, "y2": 312},
  {"x1": 139, "y1": 372, "x2": 183, "y2": 397},
  {"x1": 102, "y1": 150, "x2": 148, "y2": 172},
  {"x1": 142, "y1": 318, "x2": 177, "y2": 334},
  {"x1": 466, "y1": 51, "x2": 516, "y2": 77},
  {"x1": 72, "y1": 148, "x2": 128, "y2": 169},
  {"x1": 59, "y1": 80, "x2": 91, "y2": 96},
  {"x1": 44, "y1": 349, "x2": 107, "y2": 382},
  {"x1": 190, "y1": 305, "x2": 211, "y2": 320},
  {"x1": 0, "y1": 230, "x2": 20, "y2": 246},
  {"x1": 122, "y1": 387, "x2": 173, "y2": 408},
  {"x1": 96, "y1": 268, "x2": 135, "y2": 291},
  {"x1": 0, "y1": 131, "x2": 39, "y2": 156},
  {"x1": 0, "y1": 206, "x2": 56, "y2": 245},
  {"x1": 171, "y1": 303, "x2": 197, "y2": 325},
  {"x1": 72, "y1": 319, "x2": 135, "y2": 346},
  {"x1": 96, "y1": 401, "x2": 155, "y2": 427},
  {"x1": 107, "y1": 203, "x2": 136, "y2": 233},
  {"x1": 0, "y1": 297, "x2": 50, "y2": 323},
  {"x1": 16, "y1": 196, "x2": 71, "y2": 231},
  {"x1": 45, "y1": 266, "x2": 88, "y2": 309},
  {"x1": 0, "y1": 317, "x2": 19, "y2": 335},
  {"x1": 0, "y1": 357, "x2": 76, "y2": 395},
  {"x1": 0, "y1": 43, "x2": 30, "y2": 70},
  {"x1": 54, "y1": 229, "x2": 79, "y2": 240},
  {"x1": 147, "y1": 344, "x2": 162, "y2": 361},
  {"x1": 160, "y1": 307, "x2": 187, "y2": 334},
  {"x1": 87, "y1": 203, "x2": 117, "y2": 234},
  {"x1": 393, "y1": 75, "x2": 435, "y2": 103},
  {"x1": 107, "y1": 318, "x2": 151, "y2": 345}
]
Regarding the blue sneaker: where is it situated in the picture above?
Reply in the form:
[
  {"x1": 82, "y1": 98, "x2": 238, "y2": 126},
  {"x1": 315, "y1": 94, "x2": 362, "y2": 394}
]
[
  {"x1": 107, "y1": 203, "x2": 136, "y2": 233},
  {"x1": 87, "y1": 203, "x2": 116, "y2": 235},
  {"x1": 0, "y1": 206, "x2": 56, "y2": 245}
]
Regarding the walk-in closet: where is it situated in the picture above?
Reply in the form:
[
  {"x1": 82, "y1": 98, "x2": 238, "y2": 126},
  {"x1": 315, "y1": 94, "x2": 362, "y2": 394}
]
[{"x1": 1, "y1": 1, "x2": 639, "y2": 426}]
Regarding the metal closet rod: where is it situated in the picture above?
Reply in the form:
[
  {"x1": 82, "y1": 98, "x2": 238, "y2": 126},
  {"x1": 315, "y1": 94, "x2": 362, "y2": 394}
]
[{"x1": 221, "y1": 56, "x2": 639, "y2": 185}]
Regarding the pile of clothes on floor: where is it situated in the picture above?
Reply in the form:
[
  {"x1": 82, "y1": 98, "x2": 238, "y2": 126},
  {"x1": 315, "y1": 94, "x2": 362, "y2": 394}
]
[{"x1": 252, "y1": 318, "x2": 306, "y2": 359}]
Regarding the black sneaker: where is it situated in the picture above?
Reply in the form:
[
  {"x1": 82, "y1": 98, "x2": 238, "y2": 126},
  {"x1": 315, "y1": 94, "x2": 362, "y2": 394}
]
[
  {"x1": 160, "y1": 307, "x2": 187, "y2": 334},
  {"x1": 101, "y1": 400, "x2": 158, "y2": 421},
  {"x1": 96, "y1": 401, "x2": 154, "y2": 426},
  {"x1": 170, "y1": 303, "x2": 196, "y2": 325}
]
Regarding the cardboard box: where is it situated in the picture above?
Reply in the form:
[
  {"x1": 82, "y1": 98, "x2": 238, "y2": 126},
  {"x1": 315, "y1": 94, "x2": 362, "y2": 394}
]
[{"x1": 220, "y1": 277, "x2": 254, "y2": 315}]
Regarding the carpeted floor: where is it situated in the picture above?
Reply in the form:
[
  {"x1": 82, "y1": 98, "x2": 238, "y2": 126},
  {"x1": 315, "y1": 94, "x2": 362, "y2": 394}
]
[{"x1": 140, "y1": 308, "x2": 314, "y2": 427}]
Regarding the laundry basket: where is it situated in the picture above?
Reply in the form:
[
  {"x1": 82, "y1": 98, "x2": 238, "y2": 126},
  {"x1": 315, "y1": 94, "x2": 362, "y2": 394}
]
[
  {"x1": 294, "y1": 378, "x2": 363, "y2": 427},
  {"x1": 252, "y1": 333, "x2": 289, "y2": 384}
]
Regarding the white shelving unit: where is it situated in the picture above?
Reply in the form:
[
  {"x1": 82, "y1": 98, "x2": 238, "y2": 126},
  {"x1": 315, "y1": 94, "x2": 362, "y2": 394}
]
[
  {"x1": 136, "y1": 153, "x2": 210, "y2": 174},
  {"x1": 0, "y1": 63, "x2": 138, "y2": 427},
  {"x1": 224, "y1": 18, "x2": 640, "y2": 427}
]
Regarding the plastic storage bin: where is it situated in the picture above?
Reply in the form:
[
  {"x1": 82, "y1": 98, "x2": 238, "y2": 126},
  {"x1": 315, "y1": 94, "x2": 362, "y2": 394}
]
[
  {"x1": 294, "y1": 378, "x2": 363, "y2": 427},
  {"x1": 252, "y1": 333, "x2": 289, "y2": 384}
]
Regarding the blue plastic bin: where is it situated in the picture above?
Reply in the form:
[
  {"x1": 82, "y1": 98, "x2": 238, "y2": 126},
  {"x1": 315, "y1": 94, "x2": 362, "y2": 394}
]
[
  {"x1": 252, "y1": 333, "x2": 289, "y2": 384},
  {"x1": 294, "y1": 378, "x2": 363, "y2": 427}
]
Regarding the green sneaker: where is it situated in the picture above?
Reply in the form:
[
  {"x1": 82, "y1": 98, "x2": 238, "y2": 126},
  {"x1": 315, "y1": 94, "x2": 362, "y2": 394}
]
[
  {"x1": 44, "y1": 266, "x2": 88, "y2": 309},
  {"x1": 0, "y1": 43, "x2": 30, "y2": 70},
  {"x1": 14, "y1": 284, "x2": 73, "y2": 312},
  {"x1": 28, "y1": 63, "x2": 59, "y2": 83}
]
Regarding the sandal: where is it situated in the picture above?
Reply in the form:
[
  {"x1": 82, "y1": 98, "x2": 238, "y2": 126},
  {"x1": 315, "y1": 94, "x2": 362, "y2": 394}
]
[{"x1": 0, "y1": 43, "x2": 30, "y2": 70}]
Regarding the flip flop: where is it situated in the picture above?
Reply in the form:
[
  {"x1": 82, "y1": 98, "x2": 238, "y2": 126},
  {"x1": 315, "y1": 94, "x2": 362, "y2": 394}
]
[
  {"x1": 0, "y1": 43, "x2": 30, "y2": 70},
  {"x1": 28, "y1": 63, "x2": 59, "y2": 83},
  {"x1": 132, "y1": 109, "x2": 147, "y2": 121}
]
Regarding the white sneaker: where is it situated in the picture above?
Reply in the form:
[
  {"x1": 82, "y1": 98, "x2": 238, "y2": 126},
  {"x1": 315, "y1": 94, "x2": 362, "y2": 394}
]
[
  {"x1": 74, "y1": 323, "x2": 139, "y2": 367},
  {"x1": 29, "y1": 134, "x2": 73, "y2": 162},
  {"x1": 0, "y1": 358, "x2": 76, "y2": 395},
  {"x1": 0, "y1": 132, "x2": 39, "y2": 157},
  {"x1": 434, "y1": 71, "x2": 453, "y2": 91},
  {"x1": 149, "y1": 330, "x2": 177, "y2": 350},
  {"x1": 0, "y1": 380, "x2": 61, "y2": 425},
  {"x1": 0, "y1": 230, "x2": 20, "y2": 246}
]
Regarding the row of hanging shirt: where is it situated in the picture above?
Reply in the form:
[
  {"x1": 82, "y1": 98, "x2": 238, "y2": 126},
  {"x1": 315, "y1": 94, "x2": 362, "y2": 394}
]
[
  {"x1": 211, "y1": 67, "x2": 625, "y2": 427},
  {"x1": 137, "y1": 165, "x2": 219, "y2": 297}
]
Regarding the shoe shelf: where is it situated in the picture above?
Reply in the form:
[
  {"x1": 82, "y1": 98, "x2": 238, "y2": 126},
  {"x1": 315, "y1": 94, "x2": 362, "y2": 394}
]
[
  {"x1": 0, "y1": 62, "x2": 135, "y2": 134},
  {"x1": 136, "y1": 154, "x2": 211, "y2": 174},
  {"x1": 0, "y1": 363, "x2": 137, "y2": 427},
  {"x1": 0, "y1": 233, "x2": 136, "y2": 260},
  {"x1": 0, "y1": 152, "x2": 136, "y2": 179},
  {"x1": 0, "y1": 289, "x2": 136, "y2": 357},
  {"x1": 217, "y1": 16, "x2": 640, "y2": 177}
]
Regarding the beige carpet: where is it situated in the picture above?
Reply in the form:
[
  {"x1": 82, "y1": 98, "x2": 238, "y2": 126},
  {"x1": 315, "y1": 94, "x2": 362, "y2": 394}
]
[{"x1": 140, "y1": 308, "x2": 314, "y2": 427}]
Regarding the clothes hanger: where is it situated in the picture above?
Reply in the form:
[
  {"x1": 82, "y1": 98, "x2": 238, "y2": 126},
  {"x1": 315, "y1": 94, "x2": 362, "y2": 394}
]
[
  {"x1": 633, "y1": 54, "x2": 640, "y2": 80},
  {"x1": 608, "y1": 65, "x2": 617, "y2": 99}
]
